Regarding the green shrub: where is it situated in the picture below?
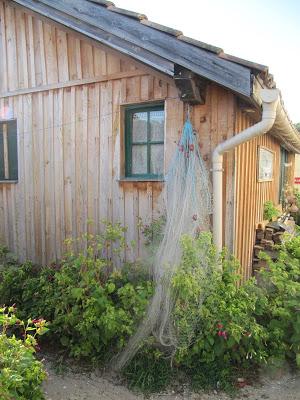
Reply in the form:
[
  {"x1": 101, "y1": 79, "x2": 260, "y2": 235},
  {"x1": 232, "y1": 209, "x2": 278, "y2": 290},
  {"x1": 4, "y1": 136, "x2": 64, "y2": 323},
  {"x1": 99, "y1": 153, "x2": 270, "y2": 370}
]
[
  {"x1": 0, "y1": 246, "x2": 18, "y2": 267},
  {"x1": 263, "y1": 200, "x2": 280, "y2": 222},
  {"x1": 258, "y1": 236, "x2": 300, "y2": 366},
  {"x1": 51, "y1": 258, "x2": 152, "y2": 359},
  {"x1": 0, "y1": 224, "x2": 153, "y2": 361},
  {"x1": 139, "y1": 216, "x2": 166, "y2": 269},
  {"x1": 123, "y1": 230, "x2": 300, "y2": 393},
  {"x1": 0, "y1": 306, "x2": 48, "y2": 400},
  {"x1": 1, "y1": 222, "x2": 300, "y2": 394},
  {"x1": 124, "y1": 232, "x2": 268, "y2": 393},
  {"x1": 293, "y1": 189, "x2": 300, "y2": 225},
  {"x1": 124, "y1": 339, "x2": 173, "y2": 394},
  {"x1": 171, "y1": 233, "x2": 268, "y2": 391},
  {"x1": 0, "y1": 261, "x2": 56, "y2": 322}
]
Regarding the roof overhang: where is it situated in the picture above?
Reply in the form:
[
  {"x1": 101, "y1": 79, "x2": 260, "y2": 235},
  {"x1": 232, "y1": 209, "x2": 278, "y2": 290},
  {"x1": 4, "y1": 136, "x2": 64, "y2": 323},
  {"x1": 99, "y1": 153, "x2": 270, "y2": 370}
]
[
  {"x1": 270, "y1": 97, "x2": 300, "y2": 154},
  {"x1": 8, "y1": 0, "x2": 300, "y2": 153},
  {"x1": 11, "y1": 0, "x2": 252, "y2": 97}
]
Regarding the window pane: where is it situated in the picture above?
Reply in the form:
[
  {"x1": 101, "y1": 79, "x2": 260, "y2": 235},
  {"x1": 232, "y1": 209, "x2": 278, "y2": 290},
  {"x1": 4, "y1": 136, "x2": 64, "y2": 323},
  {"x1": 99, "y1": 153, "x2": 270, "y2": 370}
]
[
  {"x1": 132, "y1": 145, "x2": 147, "y2": 175},
  {"x1": 132, "y1": 112, "x2": 147, "y2": 143},
  {"x1": 0, "y1": 124, "x2": 4, "y2": 180},
  {"x1": 7, "y1": 120, "x2": 18, "y2": 180},
  {"x1": 0, "y1": 121, "x2": 18, "y2": 181},
  {"x1": 150, "y1": 144, "x2": 164, "y2": 175},
  {"x1": 150, "y1": 110, "x2": 164, "y2": 141}
]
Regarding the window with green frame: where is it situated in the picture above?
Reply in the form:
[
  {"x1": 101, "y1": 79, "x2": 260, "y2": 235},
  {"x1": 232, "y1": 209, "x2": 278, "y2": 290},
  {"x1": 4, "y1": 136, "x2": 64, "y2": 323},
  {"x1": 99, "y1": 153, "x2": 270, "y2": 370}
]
[{"x1": 125, "y1": 103, "x2": 165, "y2": 179}]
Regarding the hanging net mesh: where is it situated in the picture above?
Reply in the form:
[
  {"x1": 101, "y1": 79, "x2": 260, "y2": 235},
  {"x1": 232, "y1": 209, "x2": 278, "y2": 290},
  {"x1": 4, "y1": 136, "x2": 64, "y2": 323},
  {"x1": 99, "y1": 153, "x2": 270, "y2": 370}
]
[{"x1": 115, "y1": 118, "x2": 213, "y2": 370}]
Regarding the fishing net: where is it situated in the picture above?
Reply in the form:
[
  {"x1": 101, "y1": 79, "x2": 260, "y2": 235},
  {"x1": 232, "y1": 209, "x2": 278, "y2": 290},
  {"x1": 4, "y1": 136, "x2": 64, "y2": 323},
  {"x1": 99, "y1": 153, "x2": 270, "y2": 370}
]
[{"x1": 115, "y1": 118, "x2": 213, "y2": 370}]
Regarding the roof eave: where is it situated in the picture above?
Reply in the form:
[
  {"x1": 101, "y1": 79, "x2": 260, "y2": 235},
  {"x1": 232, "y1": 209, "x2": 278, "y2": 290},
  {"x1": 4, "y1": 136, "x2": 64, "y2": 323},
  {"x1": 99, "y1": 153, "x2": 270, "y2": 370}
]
[
  {"x1": 270, "y1": 96, "x2": 300, "y2": 154},
  {"x1": 11, "y1": 0, "x2": 252, "y2": 97}
]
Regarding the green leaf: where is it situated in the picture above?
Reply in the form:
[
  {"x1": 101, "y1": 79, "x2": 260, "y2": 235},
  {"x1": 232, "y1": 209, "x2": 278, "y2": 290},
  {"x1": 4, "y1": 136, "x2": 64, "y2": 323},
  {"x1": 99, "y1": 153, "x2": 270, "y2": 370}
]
[
  {"x1": 106, "y1": 282, "x2": 116, "y2": 294},
  {"x1": 207, "y1": 336, "x2": 214, "y2": 346},
  {"x1": 70, "y1": 287, "x2": 84, "y2": 300}
]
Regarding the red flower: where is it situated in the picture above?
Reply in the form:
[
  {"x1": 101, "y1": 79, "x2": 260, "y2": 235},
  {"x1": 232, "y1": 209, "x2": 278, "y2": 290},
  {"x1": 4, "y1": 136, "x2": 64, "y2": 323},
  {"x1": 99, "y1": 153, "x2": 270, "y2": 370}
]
[
  {"x1": 222, "y1": 331, "x2": 228, "y2": 340},
  {"x1": 32, "y1": 318, "x2": 43, "y2": 324},
  {"x1": 217, "y1": 323, "x2": 223, "y2": 329}
]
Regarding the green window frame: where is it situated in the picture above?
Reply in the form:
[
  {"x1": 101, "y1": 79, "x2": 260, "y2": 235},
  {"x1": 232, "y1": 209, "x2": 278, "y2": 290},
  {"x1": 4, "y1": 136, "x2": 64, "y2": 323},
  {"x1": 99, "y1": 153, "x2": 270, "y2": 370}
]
[
  {"x1": 125, "y1": 103, "x2": 165, "y2": 179},
  {"x1": 0, "y1": 120, "x2": 18, "y2": 181}
]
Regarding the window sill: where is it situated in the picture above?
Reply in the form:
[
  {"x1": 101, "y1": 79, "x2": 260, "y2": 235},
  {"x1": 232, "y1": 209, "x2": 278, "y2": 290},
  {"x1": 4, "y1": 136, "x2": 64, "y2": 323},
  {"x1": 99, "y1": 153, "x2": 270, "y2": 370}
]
[
  {"x1": 118, "y1": 177, "x2": 165, "y2": 183},
  {"x1": 0, "y1": 180, "x2": 18, "y2": 184}
]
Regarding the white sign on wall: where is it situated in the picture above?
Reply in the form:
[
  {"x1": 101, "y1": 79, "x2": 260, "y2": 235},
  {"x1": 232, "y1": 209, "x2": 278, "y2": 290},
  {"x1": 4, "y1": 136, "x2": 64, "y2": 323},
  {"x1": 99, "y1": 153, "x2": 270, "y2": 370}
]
[{"x1": 258, "y1": 146, "x2": 274, "y2": 182}]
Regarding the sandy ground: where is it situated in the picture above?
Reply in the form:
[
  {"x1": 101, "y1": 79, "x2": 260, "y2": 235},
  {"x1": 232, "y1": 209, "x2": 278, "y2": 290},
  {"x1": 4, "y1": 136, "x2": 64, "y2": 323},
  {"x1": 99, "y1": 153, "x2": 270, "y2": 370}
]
[{"x1": 42, "y1": 359, "x2": 300, "y2": 400}]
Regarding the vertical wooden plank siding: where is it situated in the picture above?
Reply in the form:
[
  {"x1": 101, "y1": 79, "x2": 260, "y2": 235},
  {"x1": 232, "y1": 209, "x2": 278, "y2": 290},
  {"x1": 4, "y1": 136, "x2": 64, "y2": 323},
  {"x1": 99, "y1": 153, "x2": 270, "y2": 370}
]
[
  {"x1": 0, "y1": 78, "x2": 181, "y2": 264},
  {"x1": 0, "y1": 2, "x2": 184, "y2": 264},
  {"x1": 233, "y1": 109, "x2": 294, "y2": 281},
  {"x1": 0, "y1": 1, "x2": 145, "y2": 91},
  {"x1": 0, "y1": 1, "x2": 295, "y2": 281}
]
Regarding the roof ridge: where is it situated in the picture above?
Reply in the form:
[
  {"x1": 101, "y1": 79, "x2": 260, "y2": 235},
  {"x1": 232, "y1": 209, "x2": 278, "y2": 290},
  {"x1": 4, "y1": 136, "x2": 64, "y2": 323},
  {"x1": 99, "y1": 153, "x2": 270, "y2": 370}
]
[
  {"x1": 86, "y1": 0, "x2": 223, "y2": 50},
  {"x1": 88, "y1": 0, "x2": 115, "y2": 7},
  {"x1": 141, "y1": 19, "x2": 182, "y2": 37},
  {"x1": 18, "y1": 0, "x2": 269, "y2": 95},
  {"x1": 107, "y1": 5, "x2": 147, "y2": 20},
  {"x1": 178, "y1": 35, "x2": 223, "y2": 54}
]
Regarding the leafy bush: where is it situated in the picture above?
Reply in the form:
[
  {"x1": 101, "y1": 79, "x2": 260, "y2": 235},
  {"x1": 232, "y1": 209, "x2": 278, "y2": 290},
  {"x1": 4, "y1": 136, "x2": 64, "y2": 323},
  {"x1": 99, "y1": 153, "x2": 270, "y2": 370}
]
[
  {"x1": 263, "y1": 200, "x2": 280, "y2": 221},
  {"x1": 0, "y1": 261, "x2": 55, "y2": 322},
  {"x1": 124, "y1": 232, "x2": 269, "y2": 393},
  {"x1": 139, "y1": 215, "x2": 166, "y2": 269},
  {"x1": 0, "y1": 306, "x2": 48, "y2": 400},
  {"x1": 0, "y1": 224, "x2": 153, "y2": 361},
  {"x1": 124, "y1": 230, "x2": 300, "y2": 393},
  {"x1": 124, "y1": 340, "x2": 173, "y2": 394},
  {"x1": 293, "y1": 189, "x2": 300, "y2": 225},
  {"x1": 51, "y1": 257, "x2": 152, "y2": 359},
  {"x1": 171, "y1": 233, "x2": 268, "y2": 391},
  {"x1": 258, "y1": 236, "x2": 300, "y2": 366},
  {"x1": 1, "y1": 221, "x2": 300, "y2": 394},
  {"x1": 0, "y1": 246, "x2": 18, "y2": 267}
]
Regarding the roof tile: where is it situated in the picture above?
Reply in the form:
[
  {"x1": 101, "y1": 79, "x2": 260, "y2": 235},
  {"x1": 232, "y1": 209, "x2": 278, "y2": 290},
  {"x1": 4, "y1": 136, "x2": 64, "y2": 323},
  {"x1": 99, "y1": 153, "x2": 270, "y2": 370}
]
[
  {"x1": 178, "y1": 35, "x2": 222, "y2": 54},
  {"x1": 219, "y1": 52, "x2": 268, "y2": 73},
  {"x1": 107, "y1": 5, "x2": 147, "y2": 20},
  {"x1": 140, "y1": 20, "x2": 182, "y2": 37},
  {"x1": 87, "y1": 0, "x2": 115, "y2": 7}
]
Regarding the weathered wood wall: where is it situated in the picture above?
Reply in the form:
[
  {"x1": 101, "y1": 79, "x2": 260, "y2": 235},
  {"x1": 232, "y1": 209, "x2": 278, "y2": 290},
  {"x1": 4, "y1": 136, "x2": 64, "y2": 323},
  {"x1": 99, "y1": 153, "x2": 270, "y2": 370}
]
[
  {"x1": 0, "y1": 1, "x2": 294, "y2": 279},
  {"x1": 0, "y1": 0, "x2": 237, "y2": 266},
  {"x1": 233, "y1": 109, "x2": 295, "y2": 280},
  {"x1": 0, "y1": 0, "x2": 182, "y2": 263}
]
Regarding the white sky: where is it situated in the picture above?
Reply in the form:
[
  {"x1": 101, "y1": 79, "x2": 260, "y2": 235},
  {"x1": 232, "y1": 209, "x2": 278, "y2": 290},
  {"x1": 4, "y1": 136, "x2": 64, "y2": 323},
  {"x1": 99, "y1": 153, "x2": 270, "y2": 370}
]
[{"x1": 116, "y1": 0, "x2": 300, "y2": 123}]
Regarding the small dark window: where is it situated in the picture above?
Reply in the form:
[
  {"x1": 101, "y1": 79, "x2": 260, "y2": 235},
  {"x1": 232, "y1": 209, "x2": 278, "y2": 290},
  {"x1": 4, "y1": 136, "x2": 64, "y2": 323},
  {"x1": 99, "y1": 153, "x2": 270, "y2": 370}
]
[
  {"x1": 0, "y1": 120, "x2": 18, "y2": 181},
  {"x1": 125, "y1": 104, "x2": 164, "y2": 179},
  {"x1": 279, "y1": 147, "x2": 288, "y2": 204}
]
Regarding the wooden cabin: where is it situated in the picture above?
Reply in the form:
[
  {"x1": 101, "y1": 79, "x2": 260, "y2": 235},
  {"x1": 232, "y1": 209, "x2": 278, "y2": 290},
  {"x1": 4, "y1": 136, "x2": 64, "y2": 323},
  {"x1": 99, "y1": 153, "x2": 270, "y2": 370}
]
[{"x1": 1, "y1": 0, "x2": 300, "y2": 279}]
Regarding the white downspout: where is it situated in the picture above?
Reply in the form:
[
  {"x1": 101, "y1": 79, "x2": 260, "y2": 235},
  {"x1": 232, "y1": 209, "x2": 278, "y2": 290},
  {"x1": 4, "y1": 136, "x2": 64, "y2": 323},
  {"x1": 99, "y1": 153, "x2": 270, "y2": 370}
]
[{"x1": 212, "y1": 88, "x2": 280, "y2": 251}]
